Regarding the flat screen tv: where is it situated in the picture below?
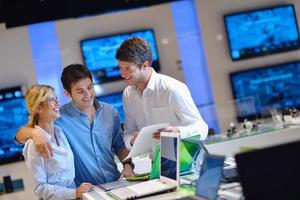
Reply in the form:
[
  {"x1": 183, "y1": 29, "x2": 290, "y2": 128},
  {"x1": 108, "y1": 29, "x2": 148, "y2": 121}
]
[
  {"x1": 230, "y1": 60, "x2": 300, "y2": 122},
  {"x1": 96, "y1": 92, "x2": 125, "y2": 123},
  {"x1": 81, "y1": 29, "x2": 160, "y2": 84},
  {"x1": 224, "y1": 4, "x2": 300, "y2": 61},
  {"x1": 0, "y1": 86, "x2": 28, "y2": 165}
]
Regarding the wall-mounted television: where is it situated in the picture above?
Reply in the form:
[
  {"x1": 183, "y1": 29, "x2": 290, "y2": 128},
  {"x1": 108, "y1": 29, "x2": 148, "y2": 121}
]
[
  {"x1": 224, "y1": 4, "x2": 300, "y2": 61},
  {"x1": 81, "y1": 29, "x2": 160, "y2": 84},
  {"x1": 230, "y1": 60, "x2": 300, "y2": 122},
  {"x1": 96, "y1": 91, "x2": 124, "y2": 123},
  {"x1": 0, "y1": 86, "x2": 28, "y2": 165}
]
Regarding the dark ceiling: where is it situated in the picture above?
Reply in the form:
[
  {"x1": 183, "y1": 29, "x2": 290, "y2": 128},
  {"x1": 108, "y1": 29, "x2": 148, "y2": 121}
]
[{"x1": 0, "y1": 0, "x2": 180, "y2": 28}]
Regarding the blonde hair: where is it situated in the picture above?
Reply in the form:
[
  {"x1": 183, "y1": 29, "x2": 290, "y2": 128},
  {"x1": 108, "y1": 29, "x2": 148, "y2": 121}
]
[{"x1": 25, "y1": 84, "x2": 55, "y2": 127}]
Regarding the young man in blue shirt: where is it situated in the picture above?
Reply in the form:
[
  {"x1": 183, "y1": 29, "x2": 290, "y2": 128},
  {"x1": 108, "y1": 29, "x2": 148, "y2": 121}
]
[{"x1": 16, "y1": 64, "x2": 134, "y2": 185}]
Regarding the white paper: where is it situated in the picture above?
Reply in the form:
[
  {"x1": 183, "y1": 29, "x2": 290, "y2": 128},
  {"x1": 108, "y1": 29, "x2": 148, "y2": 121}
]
[{"x1": 124, "y1": 123, "x2": 169, "y2": 161}]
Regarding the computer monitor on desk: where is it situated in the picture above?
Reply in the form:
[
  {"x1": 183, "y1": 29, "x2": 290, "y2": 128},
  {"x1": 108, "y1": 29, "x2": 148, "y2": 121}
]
[
  {"x1": 235, "y1": 140, "x2": 300, "y2": 199},
  {"x1": 177, "y1": 154, "x2": 225, "y2": 200}
]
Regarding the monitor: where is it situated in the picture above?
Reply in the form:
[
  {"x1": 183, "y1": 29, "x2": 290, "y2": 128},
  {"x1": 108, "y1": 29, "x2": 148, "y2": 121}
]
[
  {"x1": 81, "y1": 29, "x2": 160, "y2": 84},
  {"x1": 0, "y1": 86, "x2": 28, "y2": 165},
  {"x1": 235, "y1": 140, "x2": 300, "y2": 199},
  {"x1": 224, "y1": 4, "x2": 300, "y2": 61},
  {"x1": 230, "y1": 60, "x2": 300, "y2": 121},
  {"x1": 96, "y1": 92, "x2": 124, "y2": 123}
]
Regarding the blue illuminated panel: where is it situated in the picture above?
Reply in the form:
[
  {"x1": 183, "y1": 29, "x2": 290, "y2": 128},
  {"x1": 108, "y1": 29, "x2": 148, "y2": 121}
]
[
  {"x1": 171, "y1": 0, "x2": 219, "y2": 133},
  {"x1": 28, "y1": 22, "x2": 66, "y2": 104}
]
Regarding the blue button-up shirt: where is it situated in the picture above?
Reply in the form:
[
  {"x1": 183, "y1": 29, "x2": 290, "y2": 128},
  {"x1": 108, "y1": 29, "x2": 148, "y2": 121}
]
[{"x1": 55, "y1": 100, "x2": 125, "y2": 186}]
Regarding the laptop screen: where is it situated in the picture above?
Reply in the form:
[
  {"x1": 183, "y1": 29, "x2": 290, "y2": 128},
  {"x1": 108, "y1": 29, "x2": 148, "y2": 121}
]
[
  {"x1": 160, "y1": 136, "x2": 178, "y2": 181},
  {"x1": 196, "y1": 155, "x2": 225, "y2": 199}
]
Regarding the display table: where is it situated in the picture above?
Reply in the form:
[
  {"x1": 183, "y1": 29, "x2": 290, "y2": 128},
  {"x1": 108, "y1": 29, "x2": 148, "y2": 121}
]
[{"x1": 205, "y1": 125, "x2": 300, "y2": 156}]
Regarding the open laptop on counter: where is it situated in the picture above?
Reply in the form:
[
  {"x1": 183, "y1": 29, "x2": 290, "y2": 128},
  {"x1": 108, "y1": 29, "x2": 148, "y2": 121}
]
[
  {"x1": 197, "y1": 142, "x2": 239, "y2": 183},
  {"x1": 109, "y1": 132, "x2": 180, "y2": 200},
  {"x1": 176, "y1": 154, "x2": 225, "y2": 200}
]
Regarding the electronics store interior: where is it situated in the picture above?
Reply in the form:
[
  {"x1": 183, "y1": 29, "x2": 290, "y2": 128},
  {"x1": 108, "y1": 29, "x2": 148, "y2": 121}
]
[{"x1": 1, "y1": 0, "x2": 300, "y2": 200}]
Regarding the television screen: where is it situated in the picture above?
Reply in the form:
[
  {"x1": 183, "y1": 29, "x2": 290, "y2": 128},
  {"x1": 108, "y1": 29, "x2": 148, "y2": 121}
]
[
  {"x1": 230, "y1": 60, "x2": 300, "y2": 121},
  {"x1": 0, "y1": 86, "x2": 28, "y2": 165},
  {"x1": 81, "y1": 29, "x2": 160, "y2": 84},
  {"x1": 96, "y1": 92, "x2": 125, "y2": 123},
  {"x1": 224, "y1": 4, "x2": 300, "y2": 61}
]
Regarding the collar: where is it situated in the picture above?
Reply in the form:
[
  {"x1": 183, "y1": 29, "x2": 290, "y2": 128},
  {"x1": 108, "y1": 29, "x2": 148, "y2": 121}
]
[
  {"x1": 69, "y1": 99, "x2": 101, "y2": 117},
  {"x1": 35, "y1": 125, "x2": 61, "y2": 141},
  {"x1": 133, "y1": 68, "x2": 157, "y2": 94},
  {"x1": 146, "y1": 68, "x2": 157, "y2": 91}
]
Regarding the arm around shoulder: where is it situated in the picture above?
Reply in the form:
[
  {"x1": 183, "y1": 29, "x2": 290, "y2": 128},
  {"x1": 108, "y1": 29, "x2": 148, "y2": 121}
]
[
  {"x1": 15, "y1": 126, "x2": 38, "y2": 144},
  {"x1": 16, "y1": 125, "x2": 53, "y2": 158}
]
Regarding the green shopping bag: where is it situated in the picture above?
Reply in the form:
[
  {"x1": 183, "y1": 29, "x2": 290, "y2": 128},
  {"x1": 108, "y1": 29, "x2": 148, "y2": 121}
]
[{"x1": 149, "y1": 142, "x2": 195, "y2": 180}]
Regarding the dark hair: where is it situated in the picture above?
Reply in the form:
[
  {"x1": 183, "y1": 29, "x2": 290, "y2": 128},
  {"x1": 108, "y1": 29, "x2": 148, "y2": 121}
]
[
  {"x1": 115, "y1": 37, "x2": 153, "y2": 67},
  {"x1": 61, "y1": 64, "x2": 93, "y2": 93}
]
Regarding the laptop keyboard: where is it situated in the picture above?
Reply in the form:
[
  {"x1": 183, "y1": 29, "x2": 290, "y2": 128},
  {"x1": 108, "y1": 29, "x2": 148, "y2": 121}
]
[
  {"x1": 110, "y1": 187, "x2": 138, "y2": 199},
  {"x1": 127, "y1": 180, "x2": 169, "y2": 194}
]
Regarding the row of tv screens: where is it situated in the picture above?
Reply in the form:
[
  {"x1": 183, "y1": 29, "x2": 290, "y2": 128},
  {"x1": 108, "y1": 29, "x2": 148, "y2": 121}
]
[
  {"x1": 1, "y1": 59, "x2": 300, "y2": 165},
  {"x1": 80, "y1": 4, "x2": 300, "y2": 87}
]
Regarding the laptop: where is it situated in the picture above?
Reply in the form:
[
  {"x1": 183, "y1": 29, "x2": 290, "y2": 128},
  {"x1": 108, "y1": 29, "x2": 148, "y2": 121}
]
[
  {"x1": 235, "y1": 140, "x2": 300, "y2": 200},
  {"x1": 110, "y1": 132, "x2": 180, "y2": 200},
  {"x1": 177, "y1": 154, "x2": 225, "y2": 200},
  {"x1": 198, "y1": 142, "x2": 238, "y2": 183}
]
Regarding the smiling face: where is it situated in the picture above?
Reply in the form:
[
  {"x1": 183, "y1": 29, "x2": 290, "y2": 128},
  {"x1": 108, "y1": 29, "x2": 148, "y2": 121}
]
[
  {"x1": 38, "y1": 90, "x2": 60, "y2": 123},
  {"x1": 65, "y1": 77, "x2": 95, "y2": 111},
  {"x1": 119, "y1": 60, "x2": 150, "y2": 86}
]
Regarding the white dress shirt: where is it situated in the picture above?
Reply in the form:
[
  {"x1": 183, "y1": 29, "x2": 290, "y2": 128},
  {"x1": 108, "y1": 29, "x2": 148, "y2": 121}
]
[
  {"x1": 23, "y1": 125, "x2": 76, "y2": 200},
  {"x1": 123, "y1": 69, "x2": 208, "y2": 148}
]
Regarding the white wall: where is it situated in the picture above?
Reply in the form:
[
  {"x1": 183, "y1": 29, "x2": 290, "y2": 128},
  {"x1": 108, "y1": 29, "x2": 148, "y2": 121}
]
[{"x1": 0, "y1": 26, "x2": 36, "y2": 89}]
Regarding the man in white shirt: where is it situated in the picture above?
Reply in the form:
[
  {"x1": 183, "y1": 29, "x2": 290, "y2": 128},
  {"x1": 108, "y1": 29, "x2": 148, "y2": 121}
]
[{"x1": 115, "y1": 37, "x2": 208, "y2": 148}]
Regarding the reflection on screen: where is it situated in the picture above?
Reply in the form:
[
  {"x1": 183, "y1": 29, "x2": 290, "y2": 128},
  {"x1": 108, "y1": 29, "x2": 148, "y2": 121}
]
[
  {"x1": 230, "y1": 60, "x2": 300, "y2": 121},
  {"x1": 196, "y1": 156, "x2": 224, "y2": 200},
  {"x1": 0, "y1": 87, "x2": 28, "y2": 165},
  {"x1": 224, "y1": 4, "x2": 300, "y2": 60},
  {"x1": 96, "y1": 92, "x2": 124, "y2": 123},
  {"x1": 161, "y1": 136, "x2": 178, "y2": 181},
  {"x1": 81, "y1": 29, "x2": 160, "y2": 84}
]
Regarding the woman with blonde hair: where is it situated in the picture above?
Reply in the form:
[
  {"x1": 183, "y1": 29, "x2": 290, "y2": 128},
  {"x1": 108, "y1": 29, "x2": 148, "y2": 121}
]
[{"x1": 23, "y1": 84, "x2": 93, "y2": 200}]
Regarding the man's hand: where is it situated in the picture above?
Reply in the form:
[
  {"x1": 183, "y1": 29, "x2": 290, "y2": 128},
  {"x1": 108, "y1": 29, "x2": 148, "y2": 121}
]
[
  {"x1": 129, "y1": 131, "x2": 139, "y2": 146},
  {"x1": 32, "y1": 128, "x2": 53, "y2": 159},
  {"x1": 119, "y1": 163, "x2": 135, "y2": 179},
  {"x1": 153, "y1": 125, "x2": 180, "y2": 140},
  {"x1": 76, "y1": 183, "x2": 94, "y2": 198}
]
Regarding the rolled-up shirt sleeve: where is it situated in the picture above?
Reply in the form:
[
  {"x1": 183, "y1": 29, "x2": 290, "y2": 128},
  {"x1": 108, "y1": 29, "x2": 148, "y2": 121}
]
[
  {"x1": 112, "y1": 109, "x2": 126, "y2": 154},
  {"x1": 23, "y1": 140, "x2": 76, "y2": 200},
  {"x1": 169, "y1": 85, "x2": 208, "y2": 140},
  {"x1": 122, "y1": 92, "x2": 139, "y2": 149}
]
